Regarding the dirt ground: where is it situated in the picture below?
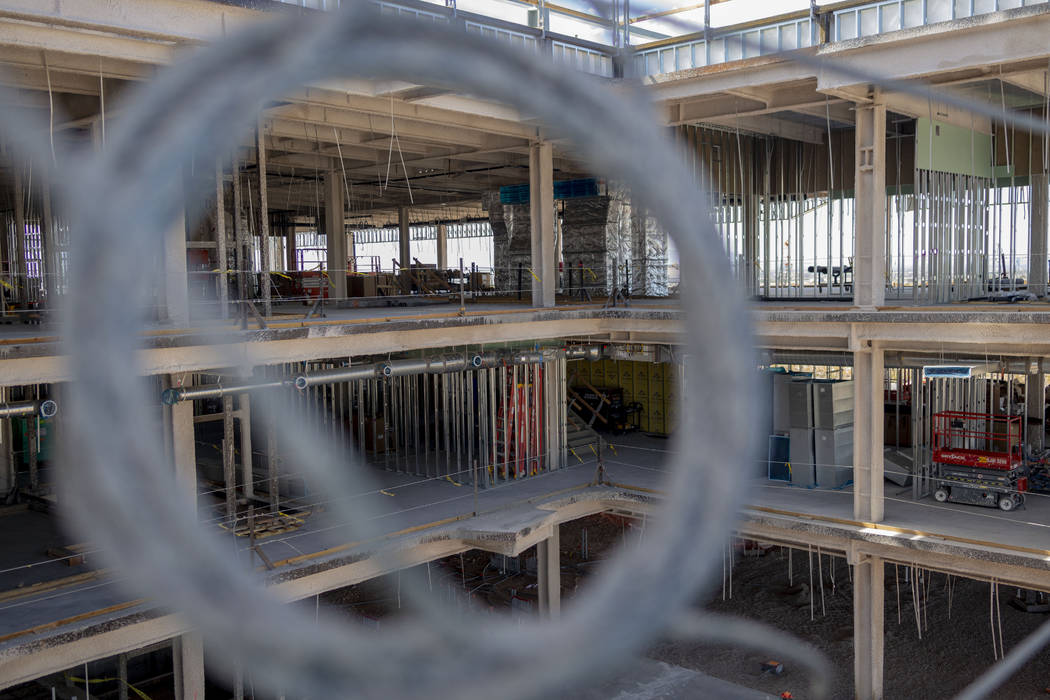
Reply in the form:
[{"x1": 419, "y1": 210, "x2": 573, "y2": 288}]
[
  {"x1": 651, "y1": 545, "x2": 1050, "y2": 700},
  {"x1": 319, "y1": 515, "x2": 1050, "y2": 699}
]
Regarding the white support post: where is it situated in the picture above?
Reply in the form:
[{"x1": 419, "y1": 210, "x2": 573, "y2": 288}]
[
  {"x1": 239, "y1": 393, "x2": 253, "y2": 501},
  {"x1": 165, "y1": 186, "x2": 190, "y2": 327},
  {"x1": 852, "y1": 553, "x2": 884, "y2": 700},
  {"x1": 436, "y1": 223, "x2": 448, "y2": 271},
  {"x1": 536, "y1": 526, "x2": 560, "y2": 618},
  {"x1": 170, "y1": 378, "x2": 197, "y2": 512},
  {"x1": 854, "y1": 98, "x2": 886, "y2": 309},
  {"x1": 852, "y1": 339, "x2": 884, "y2": 522},
  {"x1": 325, "y1": 170, "x2": 347, "y2": 301},
  {"x1": 216, "y1": 159, "x2": 229, "y2": 319},
  {"x1": 1027, "y1": 359, "x2": 1044, "y2": 451},
  {"x1": 178, "y1": 633, "x2": 205, "y2": 700},
  {"x1": 529, "y1": 141, "x2": 556, "y2": 307},
  {"x1": 257, "y1": 120, "x2": 272, "y2": 317},
  {"x1": 1030, "y1": 173, "x2": 1048, "y2": 298}
]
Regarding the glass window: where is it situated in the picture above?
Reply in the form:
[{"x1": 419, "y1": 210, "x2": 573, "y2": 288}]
[
  {"x1": 693, "y1": 41, "x2": 708, "y2": 68},
  {"x1": 780, "y1": 24, "x2": 798, "y2": 50},
  {"x1": 660, "y1": 48, "x2": 674, "y2": 73},
  {"x1": 927, "y1": 0, "x2": 953, "y2": 22},
  {"x1": 760, "y1": 27, "x2": 779, "y2": 54},
  {"x1": 903, "y1": 0, "x2": 925, "y2": 26},
  {"x1": 709, "y1": 37, "x2": 726, "y2": 64},
  {"x1": 859, "y1": 7, "x2": 880, "y2": 35},
  {"x1": 837, "y1": 11, "x2": 859, "y2": 40},
  {"x1": 881, "y1": 3, "x2": 902, "y2": 31},
  {"x1": 675, "y1": 45, "x2": 693, "y2": 71},
  {"x1": 739, "y1": 31, "x2": 758, "y2": 58}
]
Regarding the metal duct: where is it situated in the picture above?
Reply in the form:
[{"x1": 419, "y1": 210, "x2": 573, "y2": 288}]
[
  {"x1": 294, "y1": 365, "x2": 379, "y2": 390},
  {"x1": 0, "y1": 400, "x2": 58, "y2": 419},
  {"x1": 162, "y1": 380, "x2": 289, "y2": 405},
  {"x1": 564, "y1": 345, "x2": 602, "y2": 361}
]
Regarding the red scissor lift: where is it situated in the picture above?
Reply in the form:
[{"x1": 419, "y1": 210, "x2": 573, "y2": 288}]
[{"x1": 931, "y1": 411, "x2": 1027, "y2": 511}]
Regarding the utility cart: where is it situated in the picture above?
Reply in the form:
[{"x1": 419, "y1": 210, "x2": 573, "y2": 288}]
[{"x1": 930, "y1": 411, "x2": 1028, "y2": 512}]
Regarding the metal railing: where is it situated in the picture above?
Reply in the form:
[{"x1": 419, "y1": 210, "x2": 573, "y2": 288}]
[
  {"x1": 833, "y1": 0, "x2": 1049, "y2": 41},
  {"x1": 633, "y1": 16, "x2": 815, "y2": 78},
  {"x1": 269, "y1": 0, "x2": 615, "y2": 77}
]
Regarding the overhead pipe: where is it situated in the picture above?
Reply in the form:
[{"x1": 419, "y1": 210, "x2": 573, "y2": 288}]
[
  {"x1": 294, "y1": 365, "x2": 379, "y2": 390},
  {"x1": 162, "y1": 380, "x2": 288, "y2": 405},
  {"x1": 381, "y1": 353, "x2": 469, "y2": 377},
  {"x1": 564, "y1": 345, "x2": 602, "y2": 361},
  {"x1": 0, "y1": 399, "x2": 58, "y2": 419}
]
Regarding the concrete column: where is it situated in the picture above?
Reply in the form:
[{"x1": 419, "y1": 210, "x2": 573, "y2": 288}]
[
  {"x1": 398, "y1": 206, "x2": 411, "y2": 268},
  {"x1": 325, "y1": 170, "x2": 347, "y2": 301},
  {"x1": 529, "y1": 141, "x2": 556, "y2": 307},
  {"x1": 436, "y1": 223, "x2": 448, "y2": 270},
  {"x1": 536, "y1": 526, "x2": 560, "y2": 618},
  {"x1": 257, "y1": 121, "x2": 272, "y2": 317},
  {"x1": 1030, "y1": 173, "x2": 1048, "y2": 298},
  {"x1": 165, "y1": 190, "x2": 191, "y2": 327},
  {"x1": 545, "y1": 353, "x2": 566, "y2": 470},
  {"x1": 743, "y1": 190, "x2": 758, "y2": 295},
  {"x1": 852, "y1": 554, "x2": 884, "y2": 700},
  {"x1": 222, "y1": 394, "x2": 236, "y2": 524},
  {"x1": 117, "y1": 653, "x2": 128, "y2": 700},
  {"x1": 171, "y1": 381, "x2": 197, "y2": 512},
  {"x1": 1027, "y1": 359, "x2": 1044, "y2": 451},
  {"x1": 215, "y1": 160, "x2": 229, "y2": 319},
  {"x1": 40, "y1": 172, "x2": 58, "y2": 304},
  {"x1": 285, "y1": 219, "x2": 297, "y2": 274},
  {"x1": 12, "y1": 167, "x2": 25, "y2": 303},
  {"x1": 176, "y1": 632, "x2": 205, "y2": 700},
  {"x1": 854, "y1": 98, "x2": 886, "y2": 309},
  {"x1": 0, "y1": 388, "x2": 11, "y2": 494},
  {"x1": 232, "y1": 158, "x2": 247, "y2": 307},
  {"x1": 853, "y1": 341, "x2": 884, "y2": 522}
]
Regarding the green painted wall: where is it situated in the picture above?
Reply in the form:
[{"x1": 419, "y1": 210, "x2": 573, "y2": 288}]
[{"x1": 915, "y1": 117, "x2": 993, "y2": 179}]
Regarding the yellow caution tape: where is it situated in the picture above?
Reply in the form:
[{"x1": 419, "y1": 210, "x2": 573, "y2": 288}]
[
  {"x1": 380, "y1": 489, "x2": 395, "y2": 497},
  {"x1": 0, "y1": 279, "x2": 13, "y2": 290},
  {"x1": 588, "y1": 444, "x2": 598, "y2": 456},
  {"x1": 607, "y1": 444, "x2": 618, "y2": 456},
  {"x1": 271, "y1": 271, "x2": 293, "y2": 281},
  {"x1": 526, "y1": 268, "x2": 541, "y2": 283},
  {"x1": 570, "y1": 448, "x2": 583, "y2": 463},
  {"x1": 584, "y1": 267, "x2": 598, "y2": 281},
  {"x1": 68, "y1": 676, "x2": 152, "y2": 700},
  {"x1": 210, "y1": 268, "x2": 236, "y2": 275},
  {"x1": 445, "y1": 475, "x2": 462, "y2": 487}
]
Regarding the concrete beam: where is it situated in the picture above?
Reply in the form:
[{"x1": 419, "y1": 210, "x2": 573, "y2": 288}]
[
  {"x1": 1000, "y1": 68, "x2": 1049, "y2": 98},
  {"x1": 701, "y1": 114, "x2": 825, "y2": 144},
  {"x1": 816, "y1": 8, "x2": 1050, "y2": 93},
  {"x1": 880, "y1": 89, "x2": 992, "y2": 134},
  {"x1": 266, "y1": 104, "x2": 529, "y2": 152}
]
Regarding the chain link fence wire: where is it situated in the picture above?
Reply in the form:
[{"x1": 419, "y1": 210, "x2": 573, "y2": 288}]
[
  {"x1": 9, "y1": 1, "x2": 1050, "y2": 698},
  {"x1": 12, "y1": 5, "x2": 786, "y2": 699}
]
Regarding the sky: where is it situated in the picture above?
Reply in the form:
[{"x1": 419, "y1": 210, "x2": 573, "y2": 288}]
[{"x1": 420, "y1": 0, "x2": 812, "y2": 44}]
